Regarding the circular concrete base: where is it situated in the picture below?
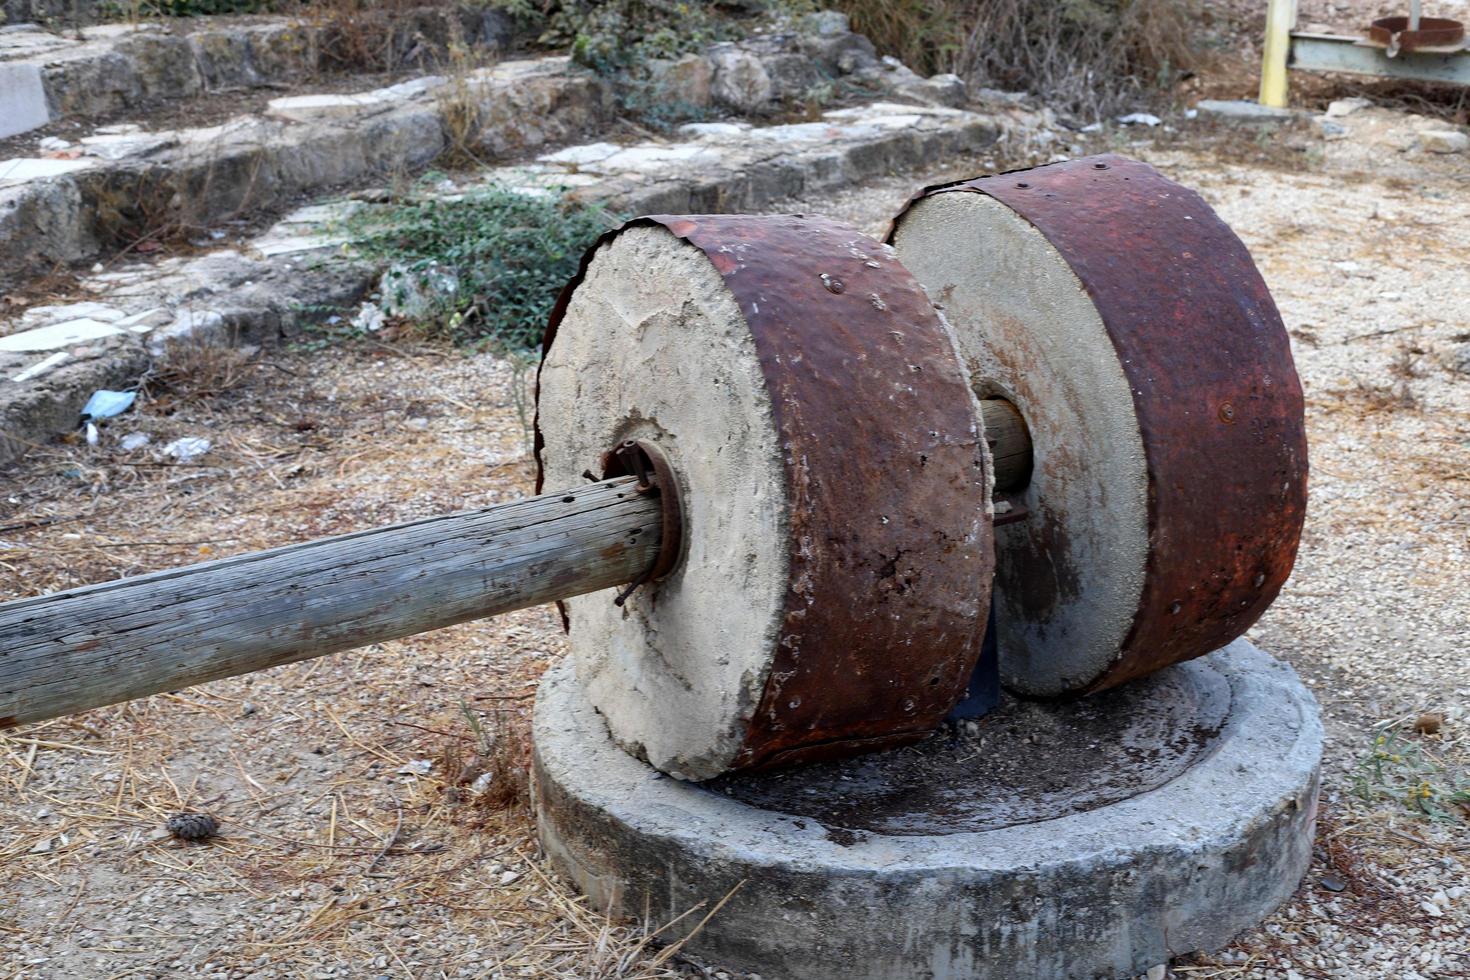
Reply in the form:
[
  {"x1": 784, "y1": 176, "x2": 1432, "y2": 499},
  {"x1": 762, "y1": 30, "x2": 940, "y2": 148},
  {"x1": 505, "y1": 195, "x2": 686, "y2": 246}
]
[{"x1": 533, "y1": 640, "x2": 1322, "y2": 980}]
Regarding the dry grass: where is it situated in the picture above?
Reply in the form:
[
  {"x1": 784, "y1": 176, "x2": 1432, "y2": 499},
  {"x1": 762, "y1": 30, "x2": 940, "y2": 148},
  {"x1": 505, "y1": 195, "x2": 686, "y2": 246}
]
[
  {"x1": 0, "y1": 342, "x2": 723, "y2": 978},
  {"x1": 830, "y1": 0, "x2": 1212, "y2": 117},
  {"x1": 434, "y1": 41, "x2": 497, "y2": 171},
  {"x1": 145, "y1": 332, "x2": 259, "y2": 408}
]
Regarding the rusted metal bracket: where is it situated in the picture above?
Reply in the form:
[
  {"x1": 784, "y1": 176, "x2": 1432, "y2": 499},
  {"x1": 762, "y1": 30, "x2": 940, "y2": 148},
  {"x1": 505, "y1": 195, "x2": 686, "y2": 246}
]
[{"x1": 601, "y1": 439, "x2": 685, "y2": 606}]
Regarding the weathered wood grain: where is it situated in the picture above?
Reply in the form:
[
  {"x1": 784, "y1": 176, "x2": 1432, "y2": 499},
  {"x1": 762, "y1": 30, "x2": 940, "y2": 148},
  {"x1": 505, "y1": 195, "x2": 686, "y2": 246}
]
[
  {"x1": 980, "y1": 398, "x2": 1034, "y2": 493},
  {"x1": 0, "y1": 477, "x2": 662, "y2": 728}
]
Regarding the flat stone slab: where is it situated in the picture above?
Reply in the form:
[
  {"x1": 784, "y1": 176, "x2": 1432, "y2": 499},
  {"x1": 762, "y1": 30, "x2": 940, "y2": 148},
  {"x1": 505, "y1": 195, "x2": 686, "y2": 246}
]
[
  {"x1": 0, "y1": 62, "x2": 48, "y2": 140},
  {"x1": 0, "y1": 157, "x2": 95, "y2": 184},
  {"x1": 534, "y1": 639, "x2": 1322, "y2": 980},
  {"x1": 1196, "y1": 99, "x2": 1300, "y2": 123}
]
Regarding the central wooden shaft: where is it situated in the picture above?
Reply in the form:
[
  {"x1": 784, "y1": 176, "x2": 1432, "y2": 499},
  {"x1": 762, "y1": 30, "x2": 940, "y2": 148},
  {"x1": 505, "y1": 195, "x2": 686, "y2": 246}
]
[
  {"x1": 0, "y1": 477, "x2": 662, "y2": 730},
  {"x1": 979, "y1": 397, "x2": 1034, "y2": 493}
]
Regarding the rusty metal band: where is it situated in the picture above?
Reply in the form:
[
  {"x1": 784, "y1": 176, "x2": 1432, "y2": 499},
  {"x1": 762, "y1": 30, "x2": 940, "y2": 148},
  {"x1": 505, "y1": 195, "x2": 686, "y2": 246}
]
[
  {"x1": 891, "y1": 155, "x2": 1309, "y2": 692},
  {"x1": 599, "y1": 439, "x2": 684, "y2": 582},
  {"x1": 536, "y1": 214, "x2": 994, "y2": 770},
  {"x1": 1368, "y1": 15, "x2": 1465, "y2": 52}
]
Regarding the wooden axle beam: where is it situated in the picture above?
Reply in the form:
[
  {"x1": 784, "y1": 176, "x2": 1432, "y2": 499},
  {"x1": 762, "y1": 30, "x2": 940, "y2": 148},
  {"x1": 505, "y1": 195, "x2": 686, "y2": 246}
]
[
  {"x1": 0, "y1": 402, "x2": 1038, "y2": 731},
  {"x1": 0, "y1": 477, "x2": 662, "y2": 729}
]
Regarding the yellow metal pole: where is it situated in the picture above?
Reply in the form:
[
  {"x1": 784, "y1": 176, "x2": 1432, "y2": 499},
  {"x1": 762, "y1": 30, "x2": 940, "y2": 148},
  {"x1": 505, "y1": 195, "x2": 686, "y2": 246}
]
[{"x1": 1259, "y1": 0, "x2": 1296, "y2": 108}]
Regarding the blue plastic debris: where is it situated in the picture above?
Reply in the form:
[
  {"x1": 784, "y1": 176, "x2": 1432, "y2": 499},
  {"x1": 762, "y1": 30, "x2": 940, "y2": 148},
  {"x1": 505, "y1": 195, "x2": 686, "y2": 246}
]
[{"x1": 81, "y1": 389, "x2": 136, "y2": 420}]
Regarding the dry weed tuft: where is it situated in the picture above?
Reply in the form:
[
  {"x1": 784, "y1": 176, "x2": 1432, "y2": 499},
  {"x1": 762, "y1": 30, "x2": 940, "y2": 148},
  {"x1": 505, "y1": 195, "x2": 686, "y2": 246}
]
[
  {"x1": 438, "y1": 698, "x2": 532, "y2": 816},
  {"x1": 831, "y1": 0, "x2": 1211, "y2": 117},
  {"x1": 434, "y1": 41, "x2": 495, "y2": 170},
  {"x1": 146, "y1": 331, "x2": 257, "y2": 408}
]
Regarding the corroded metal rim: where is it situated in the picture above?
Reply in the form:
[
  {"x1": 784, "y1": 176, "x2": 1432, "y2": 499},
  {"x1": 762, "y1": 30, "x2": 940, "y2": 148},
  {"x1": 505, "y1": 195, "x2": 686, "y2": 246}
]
[
  {"x1": 890, "y1": 154, "x2": 1309, "y2": 693},
  {"x1": 536, "y1": 214, "x2": 994, "y2": 771},
  {"x1": 1368, "y1": 15, "x2": 1465, "y2": 52},
  {"x1": 599, "y1": 438, "x2": 684, "y2": 584}
]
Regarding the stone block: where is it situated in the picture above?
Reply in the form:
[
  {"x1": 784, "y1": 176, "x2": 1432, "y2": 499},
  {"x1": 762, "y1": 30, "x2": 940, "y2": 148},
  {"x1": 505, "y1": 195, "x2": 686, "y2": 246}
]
[
  {"x1": 659, "y1": 54, "x2": 713, "y2": 108},
  {"x1": 1196, "y1": 99, "x2": 1297, "y2": 123},
  {"x1": 0, "y1": 62, "x2": 49, "y2": 139},
  {"x1": 800, "y1": 30, "x2": 878, "y2": 75},
  {"x1": 710, "y1": 47, "x2": 772, "y2": 113}
]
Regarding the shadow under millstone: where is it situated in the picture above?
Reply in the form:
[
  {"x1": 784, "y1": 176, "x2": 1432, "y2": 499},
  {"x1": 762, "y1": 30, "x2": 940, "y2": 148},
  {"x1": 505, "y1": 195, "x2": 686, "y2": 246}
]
[{"x1": 709, "y1": 663, "x2": 1231, "y2": 836}]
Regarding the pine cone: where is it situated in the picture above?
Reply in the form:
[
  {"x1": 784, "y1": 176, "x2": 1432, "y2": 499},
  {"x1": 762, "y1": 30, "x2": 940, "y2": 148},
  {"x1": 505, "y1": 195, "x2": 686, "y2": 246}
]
[{"x1": 165, "y1": 812, "x2": 220, "y2": 841}]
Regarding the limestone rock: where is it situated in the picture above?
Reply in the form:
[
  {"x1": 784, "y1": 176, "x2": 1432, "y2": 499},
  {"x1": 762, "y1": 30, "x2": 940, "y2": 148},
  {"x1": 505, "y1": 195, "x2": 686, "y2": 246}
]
[
  {"x1": 799, "y1": 10, "x2": 850, "y2": 35},
  {"x1": 759, "y1": 51, "x2": 825, "y2": 102},
  {"x1": 1422, "y1": 129, "x2": 1469, "y2": 154},
  {"x1": 1325, "y1": 97, "x2": 1371, "y2": 118},
  {"x1": 647, "y1": 54, "x2": 713, "y2": 108},
  {"x1": 863, "y1": 57, "x2": 967, "y2": 108},
  {"x1": 710, "y1": 46, "x2": 772, "y2": 112},
  {"x1": 473, "y1": 8, "x2": 520, "y2": 50},
  {"x1": 124, "y1": 32, "x2": 204, "y2": 101},
  {"x1": 800, "y1": 29, "x2": 878, "y2": 75}
]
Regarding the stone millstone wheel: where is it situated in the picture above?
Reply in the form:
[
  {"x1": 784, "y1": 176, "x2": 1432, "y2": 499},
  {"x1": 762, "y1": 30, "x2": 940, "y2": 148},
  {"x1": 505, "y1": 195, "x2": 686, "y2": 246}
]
[
  {"x1": 534, "y1": 214, "x2": 993, "y2": 780},
  {"x1": 889, "y1": 155, "x2": 1308, "y2": 697}
]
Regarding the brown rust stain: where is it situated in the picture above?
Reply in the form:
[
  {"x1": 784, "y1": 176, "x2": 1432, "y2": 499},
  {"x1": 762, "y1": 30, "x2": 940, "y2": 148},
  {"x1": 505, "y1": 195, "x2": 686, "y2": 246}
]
[
  {"x1": 891, "y1": 154, "x2": 1309, "y2": 693},
  {"x1": 536, "y1": 214, "x2": 995, "y2": 771}
]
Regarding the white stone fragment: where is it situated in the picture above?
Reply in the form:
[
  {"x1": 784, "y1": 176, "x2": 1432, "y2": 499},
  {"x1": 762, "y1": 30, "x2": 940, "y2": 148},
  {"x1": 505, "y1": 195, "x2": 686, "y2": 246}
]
[
  {"x1": 0, "y1": 318, "x2": 124, "y2": 352},
  {"x1": 678, "y1": 122, "x2": 749, "y2": 137},
  {"x1": 1326, "y1": 97, "x2": 1372, "y2": 118},
  {"x1": 24, "y1": 302, "x2": 125, "y2": 324},
  {"x1": 824, "y1": 101, "x2": 963, "y2": 119},
  {"x1": 10, "y1": 351, "x2": 70, "y2": 383},
  {"x1": 116, "y1": 308, "x2": 172, "y2": 330},
  {"x1": 538, "y1": 142, "x2": 622, "y2": 166},
  {"x1": 266, "y1": 93, "x2": 384, "y2": 122},
  {"x1": 279, "y1": 201, "x2": 360, "y2": 225},
  {"x1": 367, "y1": 76, "x2": 445, "y2": 102},
  {"x1": 0, "y1": 157, "x2": 96, "y2": 184},
  {"x1": 79, "y1": 131, "x2": 179, "y2": 161},
  {"x1": 163, "y1": 436, "x2": 211, "y2": 461},
  {"x1": 254, "y1": 234, "x2": 348, "y2": 257},
  {"x1": 598, "y1": 144, "x2": 723, "y2": 174},
  {"x1": 1422, "y1": 130, "x2": 1469, "y2": 154}
]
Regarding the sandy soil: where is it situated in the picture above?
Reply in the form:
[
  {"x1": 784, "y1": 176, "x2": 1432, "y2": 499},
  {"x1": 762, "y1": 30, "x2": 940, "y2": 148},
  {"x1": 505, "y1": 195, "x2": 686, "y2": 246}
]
[{"x1": 1, "y1": 112, "x2": 1467, "y2": 978}]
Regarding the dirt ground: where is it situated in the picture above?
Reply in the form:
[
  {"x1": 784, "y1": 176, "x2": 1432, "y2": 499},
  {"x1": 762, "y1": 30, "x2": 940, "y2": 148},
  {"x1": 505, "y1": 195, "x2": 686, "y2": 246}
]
[{"x1": 2, "y1": 112, "x2": 1469, "y2": 978}]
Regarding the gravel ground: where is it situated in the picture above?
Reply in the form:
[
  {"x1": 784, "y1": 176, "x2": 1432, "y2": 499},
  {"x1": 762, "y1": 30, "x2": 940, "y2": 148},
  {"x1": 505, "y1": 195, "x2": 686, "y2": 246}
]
[{"x1": 1, "y1": 107, "x2": 1467, "y2": 978}]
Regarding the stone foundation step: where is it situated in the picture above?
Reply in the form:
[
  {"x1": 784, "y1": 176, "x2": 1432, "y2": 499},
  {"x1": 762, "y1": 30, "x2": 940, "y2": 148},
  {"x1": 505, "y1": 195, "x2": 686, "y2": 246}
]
[
  {"x1": 0, "y1": 14, "x2": 986, "y2": 295},
  {"x1": 0, "y1": 8, "x2": 520, "y2": 140},
  {"x1": 0, "y1": 54, "x2": 614, "y2": 293},
  {"x1": 0, "y1": 96, "x2": 1043, "y2": 465}
]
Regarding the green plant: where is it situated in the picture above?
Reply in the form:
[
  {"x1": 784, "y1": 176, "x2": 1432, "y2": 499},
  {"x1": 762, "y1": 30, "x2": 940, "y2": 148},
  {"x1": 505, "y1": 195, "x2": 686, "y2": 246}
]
[
  {"x1": 347, "y1": 183, "x2": 618, "y2": 350},
  {"x1": 543, "y1": 0, "x2": 739, "y2": 75},
  {"x1": 1350, "y1": 722, "x2": 1470, "y2": 822}
]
